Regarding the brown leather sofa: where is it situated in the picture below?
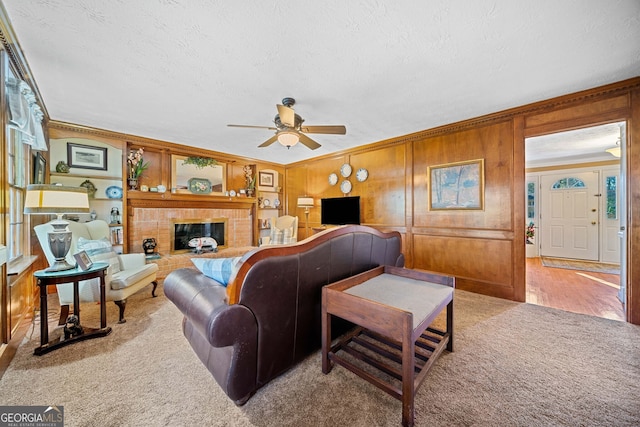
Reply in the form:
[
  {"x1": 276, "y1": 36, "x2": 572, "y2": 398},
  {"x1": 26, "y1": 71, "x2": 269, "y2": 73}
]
[{"x1": 164, "y1": 225, "x2": 404, "y2": 405}]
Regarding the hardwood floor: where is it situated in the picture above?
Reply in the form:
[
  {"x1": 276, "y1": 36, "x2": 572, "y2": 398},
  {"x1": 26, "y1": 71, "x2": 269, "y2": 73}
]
[{"x1": 526, "y1": 256, "x2": 625, "y2": 322}]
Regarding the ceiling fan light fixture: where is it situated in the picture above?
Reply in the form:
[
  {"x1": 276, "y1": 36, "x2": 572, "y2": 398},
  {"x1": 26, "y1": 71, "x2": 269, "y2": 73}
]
[
  {"x1": 277, "y1": 131, "x2": 299, "y2": 148},
  {"x1": 605, "y1": 146, "x2": 621, "y2": 158},
  {"x1": 605, "y1": 137, "x2": 621, "y2": 158}
]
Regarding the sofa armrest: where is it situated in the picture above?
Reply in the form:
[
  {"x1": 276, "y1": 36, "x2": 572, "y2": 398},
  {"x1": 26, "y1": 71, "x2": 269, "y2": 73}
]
[
  {"x1": 118, "y1": 253, "x2": 146, "y2": 270},
  {"x1": 165, "y1": 268, "x2": 257, "y2": 347}
]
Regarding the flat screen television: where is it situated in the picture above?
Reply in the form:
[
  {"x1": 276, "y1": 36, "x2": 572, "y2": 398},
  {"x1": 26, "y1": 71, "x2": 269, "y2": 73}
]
[{"x1": 321, "y1": 196, "x2": 361, "y2": 225}]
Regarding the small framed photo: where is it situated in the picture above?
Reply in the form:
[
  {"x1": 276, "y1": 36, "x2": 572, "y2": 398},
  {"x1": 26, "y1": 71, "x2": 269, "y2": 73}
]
[
  {"x1": 67, "y1": 143, "x2": 108, "y2": 171},
  {"x1": 74, "y1": 250, "x2": 94, "y2": 271},
  {"x1": 259, "y1": 171, "x2": 274, "y2": 187},
  {"x1": 33, "y1": 152, "x2": 46, "y2": 184}
]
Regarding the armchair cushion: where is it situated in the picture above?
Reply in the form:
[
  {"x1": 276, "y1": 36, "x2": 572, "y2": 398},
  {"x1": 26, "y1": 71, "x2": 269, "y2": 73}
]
[
  {"x1": 191, "y1": 257, "x2": 241, "y2": 286},
  {"x1": 110, "y1": 263, "x2": 158, "y2": 290}
]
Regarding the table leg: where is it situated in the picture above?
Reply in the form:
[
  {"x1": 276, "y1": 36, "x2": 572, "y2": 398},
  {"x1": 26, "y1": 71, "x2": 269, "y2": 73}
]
[
  {"x1": 38, "y1": 280, "x2": 49, "y2": 346},
  {"x1": 321, "y1": 289, "x2": 332, "y2": 374},
  {"x1": 401, "y1": 317, "x2": 415, "y2": 427},
  {"x1": 99, "y1": 270, "x2": 107, "y2": 329},
  {"x1": 73, "y1": 279, "x2": 80, "y2": 320}
]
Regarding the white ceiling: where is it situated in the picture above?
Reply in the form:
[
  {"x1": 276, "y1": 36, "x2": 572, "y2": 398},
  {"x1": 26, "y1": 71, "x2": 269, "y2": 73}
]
[{"x1": 3, "y1": 1, "x2": 640, "y2": 165}]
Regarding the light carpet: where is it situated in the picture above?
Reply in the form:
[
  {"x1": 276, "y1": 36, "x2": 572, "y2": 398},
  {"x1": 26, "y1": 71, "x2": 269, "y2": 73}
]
[
  {"x1": 1, "y1": 285, "x2": 639, "y2": 426},
  {"x1": 541, "y1": 256, "x2": 620, "y2": 275}
]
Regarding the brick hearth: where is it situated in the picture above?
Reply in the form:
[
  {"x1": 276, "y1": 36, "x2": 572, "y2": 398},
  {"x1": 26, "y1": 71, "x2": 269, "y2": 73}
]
[{"x1": 128, "y1": 203, "x2": 256, "y2": 279}]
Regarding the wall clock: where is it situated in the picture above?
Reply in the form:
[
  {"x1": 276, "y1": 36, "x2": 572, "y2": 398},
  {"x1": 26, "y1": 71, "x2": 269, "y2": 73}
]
[
  {"x1": 340, "y1": 180, "x2": 352, "y2": 194},
  {"x1": 340, "y1": 163, "x2": 352, "y2": 178},
  {"x1": 356, "y1": 168, "x2": 369, "y2": 182},
  {"x1": 328, "y1": 173, "x2": 338, "y2": 186}
]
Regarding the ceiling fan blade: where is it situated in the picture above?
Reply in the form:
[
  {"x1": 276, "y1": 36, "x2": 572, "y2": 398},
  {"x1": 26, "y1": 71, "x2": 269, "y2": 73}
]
[
  {"x1": 258, "y1": 134, "x2": 279, "y2": 148},
  {"x1": 298, "y1": 133, "x2": 321, "y2": 150},
  {"x1": 300, "y1": 125, "x2": 346, "y2": 135},
  {"x1": 228, "y1": 124, "x2": 278, "y2": 131},
  {"x1": 277, "y1": 104, "x2": 295, "y2": 127}
]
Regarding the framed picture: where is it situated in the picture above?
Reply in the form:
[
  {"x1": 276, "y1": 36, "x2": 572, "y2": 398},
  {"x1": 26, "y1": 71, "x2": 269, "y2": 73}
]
[
  {"x1": 428, "y1": 159, "x2": 485, "y2": 210},
  {"x1": 33, "y1": 152, "x2": 46, "y2": 184},
  {"x1": 259, "y1": 171, "x2": 274, "y2": 187},
  {"x1": 67, "y1": 143, "x2": 108, "y2": 170},
  {"x1": 73, "y1": 250, "x2": 94, "y2": 271}
]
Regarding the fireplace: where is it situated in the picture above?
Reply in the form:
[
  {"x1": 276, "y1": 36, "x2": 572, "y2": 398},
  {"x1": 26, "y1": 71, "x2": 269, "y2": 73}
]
[{"x1": 171, "y1": 218, "x2": 228, "y2": 254}]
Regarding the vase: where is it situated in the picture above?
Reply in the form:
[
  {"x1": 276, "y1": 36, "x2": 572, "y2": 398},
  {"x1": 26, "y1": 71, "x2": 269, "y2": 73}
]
[{"x1": 128, "y1": 178, "x2": 139, "y2": 190}]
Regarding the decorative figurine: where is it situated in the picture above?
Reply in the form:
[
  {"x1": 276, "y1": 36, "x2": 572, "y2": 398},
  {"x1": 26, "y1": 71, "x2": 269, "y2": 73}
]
[
  {"x1": 142, "y1": 238, "x2": 157, "y2": 255},
  {"x1": 110, "y1": 207, "x2": 121, "y2": 224},
  {"x1": 56, "y1": 161, "x2": 70, "y2": 173}
]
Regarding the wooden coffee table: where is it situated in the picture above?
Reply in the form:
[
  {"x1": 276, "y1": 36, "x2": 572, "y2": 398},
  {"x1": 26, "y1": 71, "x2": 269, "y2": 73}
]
[{"x1": 322, "y1": 265, "x2": 454, "y2": 427}]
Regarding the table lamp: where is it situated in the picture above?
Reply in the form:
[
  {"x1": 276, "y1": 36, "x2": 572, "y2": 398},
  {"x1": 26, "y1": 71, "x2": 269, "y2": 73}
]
[
  {"x1": 24, "y1": 184, "x2": 90, "y2": 271},
  {"x1": 297, "y1": 196, "x2": 314, "y2": 238}
]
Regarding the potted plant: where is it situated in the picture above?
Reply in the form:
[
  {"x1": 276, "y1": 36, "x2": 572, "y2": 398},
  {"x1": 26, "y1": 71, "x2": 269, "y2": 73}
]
[
  {"x1": 243, "y1": 165, "x2": 256, "y2": 197},
  {"x1": 127, "y1": 147, "x2": 149, "y2": 190}
]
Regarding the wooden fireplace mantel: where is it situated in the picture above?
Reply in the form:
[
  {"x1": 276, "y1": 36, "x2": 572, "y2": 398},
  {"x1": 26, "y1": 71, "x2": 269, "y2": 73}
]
[{"x1": 127, "y1": 193, "x2": 257, "y2": 210}]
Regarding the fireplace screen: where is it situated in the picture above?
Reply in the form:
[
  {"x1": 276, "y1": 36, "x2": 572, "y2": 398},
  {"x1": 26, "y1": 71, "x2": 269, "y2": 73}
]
[{"x1": 171, "y1": 218, "x2": 227, "y2": 254}]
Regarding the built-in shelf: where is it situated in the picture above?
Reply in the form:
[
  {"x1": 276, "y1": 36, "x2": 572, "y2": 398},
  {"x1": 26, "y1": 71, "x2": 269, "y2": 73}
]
[{"x1": 50, "y1": 172, "x2": 122, "y2": 180}]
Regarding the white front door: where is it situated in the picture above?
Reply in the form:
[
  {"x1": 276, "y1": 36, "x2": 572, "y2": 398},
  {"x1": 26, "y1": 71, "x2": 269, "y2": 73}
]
[{"x1": 540, "y1": 171, "x2": 599, "y2": 260}]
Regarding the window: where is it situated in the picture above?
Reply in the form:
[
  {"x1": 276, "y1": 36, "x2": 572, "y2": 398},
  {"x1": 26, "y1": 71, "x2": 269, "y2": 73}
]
[
  {"x1": 527, "y1": 181, "x2": 536, "y2": 219},
  {"x1": 606, "y1": 175, "x2": 617, "y2": 220},
  {"x1": 551, "y1": 177, "x2": 586, "y2": 189},
  {"x1": 7, "y1": 127, "x2": 28, "y2": 262}
]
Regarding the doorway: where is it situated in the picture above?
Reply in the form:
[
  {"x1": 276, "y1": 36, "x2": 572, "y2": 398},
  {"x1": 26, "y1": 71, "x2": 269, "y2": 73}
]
[{"x1": 525, "y1": 122, "x2": 626, "y2": 321}]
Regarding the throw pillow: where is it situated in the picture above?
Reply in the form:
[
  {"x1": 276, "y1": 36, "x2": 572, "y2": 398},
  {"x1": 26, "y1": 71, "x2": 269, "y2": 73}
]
[
  {"x1": 270, "y1": 226, "x2": 284, "y2": 245},
  {"x1": 77, "y1": 237, "x2": 121, "y2": 274},
  {"x1": 191, "y1": 257, "x2": 241, "y2": 287},
  {"x1": 282, "y1": 226, "x2": 295, "y2": 244}
]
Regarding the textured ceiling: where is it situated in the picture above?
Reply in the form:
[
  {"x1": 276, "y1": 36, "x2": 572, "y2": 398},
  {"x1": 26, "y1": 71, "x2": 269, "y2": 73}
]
[{"x1": 3, "y1": 1, "x2": 640, "y2": 165}]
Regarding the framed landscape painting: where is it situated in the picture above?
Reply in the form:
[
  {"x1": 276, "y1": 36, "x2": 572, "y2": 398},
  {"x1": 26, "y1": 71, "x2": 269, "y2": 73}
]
[
  {"x1": 67, "y1": 143, "x2": 108, "y2": 170},
  {"x1": 428, "y1": 159, "x2": 484, "y2": 210}
]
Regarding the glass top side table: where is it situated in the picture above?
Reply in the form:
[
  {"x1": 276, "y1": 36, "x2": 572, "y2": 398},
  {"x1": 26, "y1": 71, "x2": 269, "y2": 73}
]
[{"x1": 33, "y1": 261, "x2": 112, "y2": 355}]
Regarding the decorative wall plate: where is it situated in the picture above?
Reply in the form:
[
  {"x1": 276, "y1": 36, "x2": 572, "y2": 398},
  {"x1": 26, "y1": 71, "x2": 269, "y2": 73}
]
[
  {"x1": 340, "y1": 163, "x2": 352, "y2": 178},
  {"x1": 105, "y1": 185, "x2": 123, "y2": 199},
  {"x1": 356, "y1": 168, "x2": 369, "y2": 182},
  {"x1": 340, "y1": 180, "x2": 352, "y2": 194},
  {"x1": 263, "y1": 199, "x2": 270, "y2": 207},
  {"x1": 188, "y1": 178, "x2": 212, "y2": 194},
  {"x1": 328, "y1": 173, "x2": 338, "y2": 186}
]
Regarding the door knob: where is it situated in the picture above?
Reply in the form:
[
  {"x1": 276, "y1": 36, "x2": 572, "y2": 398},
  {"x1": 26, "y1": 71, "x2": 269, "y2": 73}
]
[{"x1": 591, "y1": 221, "x2": 597, "y2": 225}]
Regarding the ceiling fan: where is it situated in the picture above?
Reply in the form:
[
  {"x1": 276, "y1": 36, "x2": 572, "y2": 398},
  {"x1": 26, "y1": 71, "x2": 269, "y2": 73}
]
[{"x1": 227, "y1": 97, "x2": 346, "y2": 150}]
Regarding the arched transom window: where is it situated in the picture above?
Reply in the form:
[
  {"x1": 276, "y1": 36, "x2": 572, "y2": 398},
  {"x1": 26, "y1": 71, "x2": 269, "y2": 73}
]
[{"x1": 551, "y1": 177, "x2": 586, "y2": 189}]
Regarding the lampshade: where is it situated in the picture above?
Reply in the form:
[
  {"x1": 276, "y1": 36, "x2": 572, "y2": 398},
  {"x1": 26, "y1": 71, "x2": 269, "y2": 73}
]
[
  {"x1": 277, "y1": 131, "x2": 299, "y2": 148},
  {"x1": 24, "y1": 184, "x2": 90, "y2": 271},
  {"x1": 297, "y1": 197, "x2": 314, "y2": 208},
  {"x1": 24, "y1": 184, "x2": 91, "y2": 215}
]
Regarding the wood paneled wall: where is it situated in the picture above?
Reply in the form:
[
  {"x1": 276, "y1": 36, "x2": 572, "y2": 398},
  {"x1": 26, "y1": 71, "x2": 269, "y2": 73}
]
[{"x1": 286, "y1": 77, "x2": 640, "y2": 324}]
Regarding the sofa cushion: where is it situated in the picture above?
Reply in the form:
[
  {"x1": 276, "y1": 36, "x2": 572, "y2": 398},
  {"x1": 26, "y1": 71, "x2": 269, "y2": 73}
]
[
  {"x1": 110, "y1": 263, "x2": 157, "y2": 290},
  {"x1": 191, "y1": 257, "x2": 241, "y2": 286},
  {"x1": 77, "y1": 237, "x2": 121, "y2": 274}
]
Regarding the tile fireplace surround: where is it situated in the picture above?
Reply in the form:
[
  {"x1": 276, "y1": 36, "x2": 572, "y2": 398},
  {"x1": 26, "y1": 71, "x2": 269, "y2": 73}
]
[{"x1": 128, "y1": 204, "x2": 255, "y2": 279}]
